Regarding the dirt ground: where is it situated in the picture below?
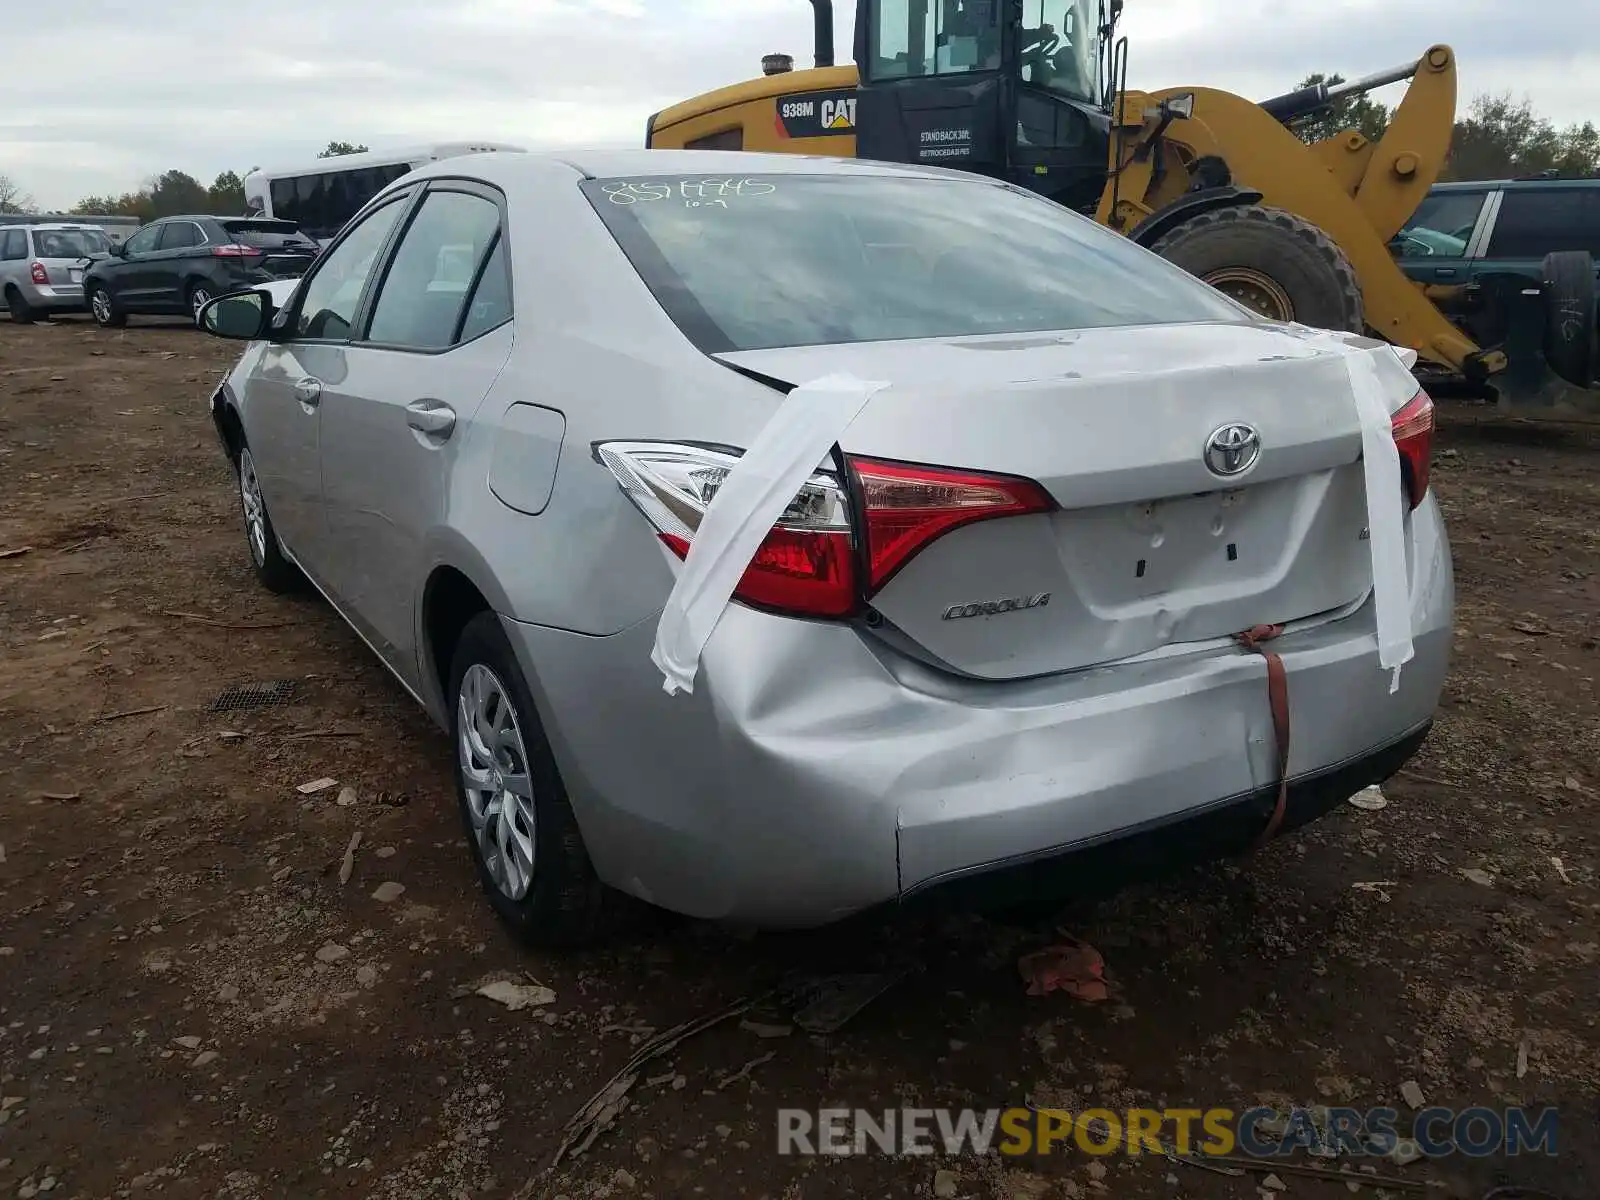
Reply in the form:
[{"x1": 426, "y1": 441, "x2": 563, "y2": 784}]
[{"x1": 1, "y1": 316, "x2": 1597, "y2": 1200}]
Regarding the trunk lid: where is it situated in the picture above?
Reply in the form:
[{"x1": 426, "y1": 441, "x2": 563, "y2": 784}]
[{"x1": 718, "y1": 322, "x2": 1394, "y2": 680}]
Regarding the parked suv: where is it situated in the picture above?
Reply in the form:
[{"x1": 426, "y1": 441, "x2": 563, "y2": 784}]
[
  {"x1": 1, "y1": 223, "x2": 111, "y2": 322},
  {"x1": 1392, "y1": 178, "x2": 1600, "y2": 381},
  {"x1": 83, "y1": 215, "x2": 319, "y2": 328}
]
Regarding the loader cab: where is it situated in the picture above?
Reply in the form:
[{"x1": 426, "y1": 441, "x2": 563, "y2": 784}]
[{"x1": 852, "y1": 0, "x2": 1114, "y2": 212}]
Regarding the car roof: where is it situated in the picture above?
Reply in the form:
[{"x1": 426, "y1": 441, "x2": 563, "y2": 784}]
[
  {"x1": 1431, "y1": 177, "x2": 1600, "y2": 192},
  {"x1": 399, "y1": 147, "x2": 980, "y2": 188},
  {"x1": 27, "y1": 223, "x2": 105, "y2": 231}
]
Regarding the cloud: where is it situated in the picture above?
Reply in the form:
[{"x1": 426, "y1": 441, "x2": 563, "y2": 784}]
[{"x1": 1, "y1": 0, "x2": 1593, "y2": 210}]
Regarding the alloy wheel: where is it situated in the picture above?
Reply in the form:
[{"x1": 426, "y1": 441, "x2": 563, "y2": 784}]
[
  {"x1": 457, "y1": 663, "x2": 538, "y2": 901},
  {"x1": 238, "y1": 448, "x2": 268, "y2": 566}
]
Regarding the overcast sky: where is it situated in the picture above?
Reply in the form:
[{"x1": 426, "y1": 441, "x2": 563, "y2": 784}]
[{"x1": 3, "y1": 0, "x2": 1596, "y2": 210}]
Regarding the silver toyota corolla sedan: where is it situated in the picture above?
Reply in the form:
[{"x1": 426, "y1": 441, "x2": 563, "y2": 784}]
[{"x1": 200, "y1": 149, "x2": 1452, "y2": 944}]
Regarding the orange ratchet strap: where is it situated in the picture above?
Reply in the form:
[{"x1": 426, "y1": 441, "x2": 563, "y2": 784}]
[{"x1": 1234, "y1": 623, "x2": 1290, "y2": 850}]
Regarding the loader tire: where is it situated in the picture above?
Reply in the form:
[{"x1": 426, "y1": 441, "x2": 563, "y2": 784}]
[
  {"x1": 1540, "y1": 251, "x2": 1597, "y2": 387},
  {"x1": 1150, "y1": 204, "x2": 1364, "y2": 333}
]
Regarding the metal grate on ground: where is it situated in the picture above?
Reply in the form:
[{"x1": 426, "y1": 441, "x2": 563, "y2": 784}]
[{"x1": 208, "y1": 680, "x2": 299, "y2": 713}]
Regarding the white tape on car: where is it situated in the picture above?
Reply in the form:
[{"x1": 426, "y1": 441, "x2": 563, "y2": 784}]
[
  {"x1": 651, "y1": 373, "x2": 890, "y2": 696},
  {"x1": 1345, "y1": 345, "x2": 1417, "y2": 693}
]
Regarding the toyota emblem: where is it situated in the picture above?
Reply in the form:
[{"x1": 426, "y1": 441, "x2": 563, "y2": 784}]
[{"x1": 1204, "y1": 423, "x2": 1262, "y2": 477}]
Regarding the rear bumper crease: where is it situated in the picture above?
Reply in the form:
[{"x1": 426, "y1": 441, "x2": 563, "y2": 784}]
[{"x1": 896, "y1": 718, "x2": 1431, "y2": 912}]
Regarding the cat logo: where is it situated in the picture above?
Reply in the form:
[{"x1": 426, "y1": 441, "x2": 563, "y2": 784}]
[
  {"x1": 821, "y1": 97, "x2": 857, "y2": 130},
  {"x1": 777, "y1": 88, "x2": 859, "y2": 139}
]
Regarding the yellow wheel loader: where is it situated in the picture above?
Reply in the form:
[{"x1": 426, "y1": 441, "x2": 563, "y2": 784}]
[{"x1": 646, "y1": 0, "x2": 1599, "y2": 407}]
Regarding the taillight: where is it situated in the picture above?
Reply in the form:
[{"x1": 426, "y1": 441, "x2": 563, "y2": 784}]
[
  {"x1": 29, "y1": 262, "x2": 47, "y2": 285},
  {"x1": 211, "y1": 244, "x2": 261, "y2": 258},
  {"x1": 596, "y1": 442, "x2": 1055, "y2": 619},
  {"x1": 596, "y1": 443, "x2": 857, "y2": 618},
  {"x1": 849, "y1": 456, "x2": 1055, "y2": 590},
  {"x1": 1390, "y1": 388, "x2": 1434, "y2": 510}
]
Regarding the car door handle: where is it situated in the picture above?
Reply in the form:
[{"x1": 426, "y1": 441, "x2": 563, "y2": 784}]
[
  {"x1": 1432, "y1": 267, "x2": 1457, "y2": 279},
  {"x1": 293, "y1": 376, "x2": 322, "y2": 406},
  {"x1": 405, "y1": 400, "x2": 456, "y2": 439}
]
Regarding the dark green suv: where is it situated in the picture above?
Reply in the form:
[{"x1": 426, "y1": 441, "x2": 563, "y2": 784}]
[{"x1": 1393, "y1": 178, "x2": 1599, "y2": 387}]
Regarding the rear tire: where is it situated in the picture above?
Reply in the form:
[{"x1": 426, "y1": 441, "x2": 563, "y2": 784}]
[
  {"x1": 448, "y1": 612, "x2": 606, "y2": 948},
  {"x1": 5, "y1": 285, "x2": 36, "y2": 325},
  {"x1": 89, "y1": 284, "x2": 126, "y2": 328},
  {"x1": 187, "y1": 281, "x2": 216, "y2": 328},
  {"x1": 1150, "y1": 204, "x2": 1365, "y2": 333},
  {"x1": 1540, "y1": 251, "x2": 1597, "y2": 387}
]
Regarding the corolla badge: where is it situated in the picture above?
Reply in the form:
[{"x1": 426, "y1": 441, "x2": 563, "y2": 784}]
[
  {"x1": 1204, "y1": 423, "x2": 1262, "y2": 477},
  {"x1": 942, "y1": 593, "x2": 1051, "y2": 621}
]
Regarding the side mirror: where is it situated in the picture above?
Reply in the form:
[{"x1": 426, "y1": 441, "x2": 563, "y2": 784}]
[
  {"x1": 109, "y1": 241, "x2": 127, "y2": 258},
  {"x1": 200, "y1": 290, "x2": 273, "y2": 340}
]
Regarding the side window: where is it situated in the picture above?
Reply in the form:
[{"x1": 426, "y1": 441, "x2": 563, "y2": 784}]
[
  {"x1": 0, "y1": 229, "x2": 25, "y2": 261},
  {"x1": 457, "y1": 236, "x2": 512, "y2": 342},
  {"x1": 364, "y1": 190, "x2": 502, "y2": 351},
  {"x1": 1486, "y1": 189, "x2": 1597, "y2": 258},
  {"x1": 123, "y1": 225, "x2": 163, "y2": 255},
  {"x1": 270, "y1": 178, "x2": 298, "y2": 223},
  {"x1": 294, "y1": 175, "x2": 328, "y2": 241},
  {"x1": 293, "y1": 197, "x2": 409, "y2": 341},
  {"x1": 158, "y1": 222, "x2": 202, "y2": 251},
  {"x1": 1395, "y1": 190, "x2": 1486, "y2": 258}
]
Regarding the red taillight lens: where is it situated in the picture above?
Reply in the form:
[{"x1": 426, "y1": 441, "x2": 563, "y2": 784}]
[
  {"x1": 29, "y1": 262, "x2": 47, "y2": 284},
  {"x1": 660, "y1": 527, "x2": 856, "y2": 618},
  {"x1": 848, "y1": 456, "x2": 1056, "y2": 591},
  {"x1": 1390, "y1": 388, "x2": 1434, "y2": 510},
  {"x1": 211, "y1": 244, "x2": 261, "y2": 258}
]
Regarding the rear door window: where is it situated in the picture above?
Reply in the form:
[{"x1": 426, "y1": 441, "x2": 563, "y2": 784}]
[
  {"x1": 0, "y1": 229, "x2": 25, "y2": 260},
  {"x1": 363, "y1": 189, "x2": 504, "y2": 351},
  {"x1": 1486, "y1": 188, "x2": 1600, "y2": 258},
  {"x1": 158, "y1": 222, "x2": 203, "y2": 251}
]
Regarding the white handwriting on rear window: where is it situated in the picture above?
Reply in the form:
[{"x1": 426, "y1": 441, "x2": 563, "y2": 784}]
[
  {"x1": 602, "y1": 181, "x2": 673, "y2": 205},
  {"x1": 677, "y1": 178, "x2": 776, "y2": 201},
  {"x1": 604, "y1": 178, "x2": 778, "y2": 207}
]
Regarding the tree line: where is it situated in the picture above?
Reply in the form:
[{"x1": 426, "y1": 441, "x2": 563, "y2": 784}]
[{"x1": 4, "y1": 90, "x2": 1598, "y2": 223}]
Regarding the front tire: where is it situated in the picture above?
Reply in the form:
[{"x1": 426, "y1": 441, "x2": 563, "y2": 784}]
[
  {"x1": 449, "y1": 612, "x2": 605, "y2": 947},
  {"x1": 1150, "y1": 204, "x2": 1365, "y2": 333},
  {"x1": 89, "y1": 284, "x2": 126, "y2": 328},
  {"x1": 5, "y1": 285, "x2": 36, "y2": 324},
  {"x1": 236, "y1": 444, "x2": 302, "y2": 593}
]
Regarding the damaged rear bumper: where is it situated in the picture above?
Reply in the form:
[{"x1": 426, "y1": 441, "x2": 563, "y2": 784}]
[
  {"x1": 507, "y1": 498, "x2": 1453, "y2": 929},
  {"x1": 898, "y1": 719, "x2": 1431, "y2": 916}
]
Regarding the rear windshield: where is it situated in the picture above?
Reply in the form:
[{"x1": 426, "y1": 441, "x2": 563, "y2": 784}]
[
  {"x1": 581, "y1": 173, "x2": 1245, "y2": 352},
  {"x1": 222, "y1": 219, "x2": 316, "y2": 249},
  {"x1": 31, "y1": 228, "x2": 110, "y2": 257}
]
